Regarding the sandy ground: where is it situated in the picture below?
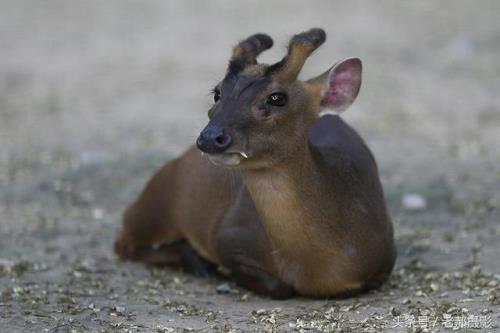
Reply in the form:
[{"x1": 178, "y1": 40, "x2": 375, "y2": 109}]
[{"x1": 1, "y1": 1, "x2": 500, "y2": 332}]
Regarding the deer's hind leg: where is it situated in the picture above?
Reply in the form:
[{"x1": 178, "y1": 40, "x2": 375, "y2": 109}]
[{"x1": 114, "y1": 162, "x2": 214, "y2": 274}]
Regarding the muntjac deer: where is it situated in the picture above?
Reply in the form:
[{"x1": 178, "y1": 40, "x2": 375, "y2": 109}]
[{"x1": 115, "y1": 28, "x2": 396, "y2": 299}]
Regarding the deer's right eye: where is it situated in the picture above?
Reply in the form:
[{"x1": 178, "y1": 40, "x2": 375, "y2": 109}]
[
  {"x1": 267, "y1": 92, "x2": 287, "y2": 107},
  {"x1": 213, "y1": 89, "x2": 221, "y2": 103}
]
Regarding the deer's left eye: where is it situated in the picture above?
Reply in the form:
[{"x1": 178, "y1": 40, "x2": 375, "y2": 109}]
[
  {"x1": 267, "y1": 92, "x2": 287, "y2": 107},
  {"x1": 213, "y1": 89, "x2": 221, "y2": 102}
]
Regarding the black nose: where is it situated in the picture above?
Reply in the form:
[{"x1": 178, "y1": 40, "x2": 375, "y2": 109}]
[{"x1": 196, "y1": 125, "x2": 232, "y2": 154}]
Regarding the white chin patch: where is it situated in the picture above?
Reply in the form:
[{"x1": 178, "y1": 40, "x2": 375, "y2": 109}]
[
  {"x1": 319, "y1": 110, "x2": 340, "y2": 117},
  {"x1": 207, "y1": 153, "x2": 242, "y2": 166}
]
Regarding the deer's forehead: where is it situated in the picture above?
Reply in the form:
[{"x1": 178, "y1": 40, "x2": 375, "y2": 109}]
[{"x1": 220, "y1": 72, "x2": 272, "y2": 100}]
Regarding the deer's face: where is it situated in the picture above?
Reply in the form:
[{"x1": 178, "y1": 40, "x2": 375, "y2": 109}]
[
  {"x1": 196, "y1": 29, "x2": 362, "y2": 169},
  {"x1": 197, "y1": 68, "x2": 313, "y2": 168}
]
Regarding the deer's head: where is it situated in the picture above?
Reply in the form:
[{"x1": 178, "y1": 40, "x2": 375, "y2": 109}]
[{"x1": 196, "y1": 28, "x2": 362, "y2": 168}]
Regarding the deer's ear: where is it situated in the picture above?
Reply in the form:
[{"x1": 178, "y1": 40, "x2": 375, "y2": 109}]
[{"x1": 312, "y1": 58, "x2": 362, "y2": 114}]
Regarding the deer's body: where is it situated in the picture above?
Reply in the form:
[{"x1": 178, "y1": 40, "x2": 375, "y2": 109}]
[{"x1": 115, "y1": 29, "x2": 396, "y2": 298}]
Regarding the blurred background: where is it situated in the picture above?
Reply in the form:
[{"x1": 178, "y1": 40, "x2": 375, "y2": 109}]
[
  {"x1": 2, "y1": 1, "x2": 499, "y2": 158},
  {"x1": 1, "y1": 1, "x2": 499, "y2": 331}
]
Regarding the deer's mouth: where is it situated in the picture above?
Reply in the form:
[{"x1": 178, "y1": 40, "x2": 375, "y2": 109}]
[{"x1": 205, "y1": 151, "x2": 249, "y2": 166}]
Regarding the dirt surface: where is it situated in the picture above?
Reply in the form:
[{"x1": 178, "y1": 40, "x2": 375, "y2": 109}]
[{"x1": 1, "y1": 1, "x2": 500, "y2": 332}]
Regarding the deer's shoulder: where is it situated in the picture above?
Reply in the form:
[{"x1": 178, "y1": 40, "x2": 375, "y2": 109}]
[{"x1": 308, "y1": 114, "x2": 376, "y2": 176}]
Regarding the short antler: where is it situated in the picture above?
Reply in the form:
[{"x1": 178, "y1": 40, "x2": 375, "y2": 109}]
[
  {"x1": 268, "y1": 28, "x2": 326, "y2": 83},
  {"x1": 227, "y1": 33, "x2": 274, "y2": 76}
]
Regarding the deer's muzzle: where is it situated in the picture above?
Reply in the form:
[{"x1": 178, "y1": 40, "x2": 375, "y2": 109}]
[{"x1": 196, "y1": 125, "x2": 233, "y2": 154}]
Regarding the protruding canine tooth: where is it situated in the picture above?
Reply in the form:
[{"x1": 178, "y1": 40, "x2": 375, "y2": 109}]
[{"x1": 240, "y1": 152, "x2": 249, "y2": 159}]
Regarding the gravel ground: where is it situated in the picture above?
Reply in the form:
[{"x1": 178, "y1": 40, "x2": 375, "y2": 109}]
[{"x1": 1, "y1": 1, "x2": 500, "y2": 332}]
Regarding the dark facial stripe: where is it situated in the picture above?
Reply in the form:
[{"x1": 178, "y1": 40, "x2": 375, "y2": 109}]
[
  {"x1": 237, "y1": 77, "x2": 270, "y2": 97},
  {"x1": 209, "y1": 74, "x2": 272, "y2": 131},
  {"x1": 265, "y1": 57, "x2": 287, "y2": 76},
  {"x1": 220, "y1": 75, "x2": 271, "y2": 101}
]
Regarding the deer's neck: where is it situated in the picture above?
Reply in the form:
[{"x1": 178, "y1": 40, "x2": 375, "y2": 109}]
[{"x1": 241, "y1": 144, "x2": 336, "y2": 262}]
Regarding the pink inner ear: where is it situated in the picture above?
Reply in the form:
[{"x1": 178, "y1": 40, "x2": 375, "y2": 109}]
[{"x1": 321, "y1": 59, "x2": 361, "y2": 113}]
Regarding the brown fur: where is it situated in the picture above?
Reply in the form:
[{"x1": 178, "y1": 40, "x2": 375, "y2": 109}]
[{"x1": 115, "y1": 28, "x2": 396, "y2": 299}]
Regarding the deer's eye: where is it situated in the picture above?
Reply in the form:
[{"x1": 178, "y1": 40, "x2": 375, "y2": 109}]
[
  {"x1": 267, "y1": 92, "x2": 287, "y2": 107},
  {"x1": 213, "y1": 89, "x2": 221, "y2": 103}
]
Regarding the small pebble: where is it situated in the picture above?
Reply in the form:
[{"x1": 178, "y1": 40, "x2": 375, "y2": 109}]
[
  {"x1": 402, "y1": 193, "x2": 427, "y2": 211},
  {"x1": 216, "y1": 282, "x2": 232, "y2": 294}
]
